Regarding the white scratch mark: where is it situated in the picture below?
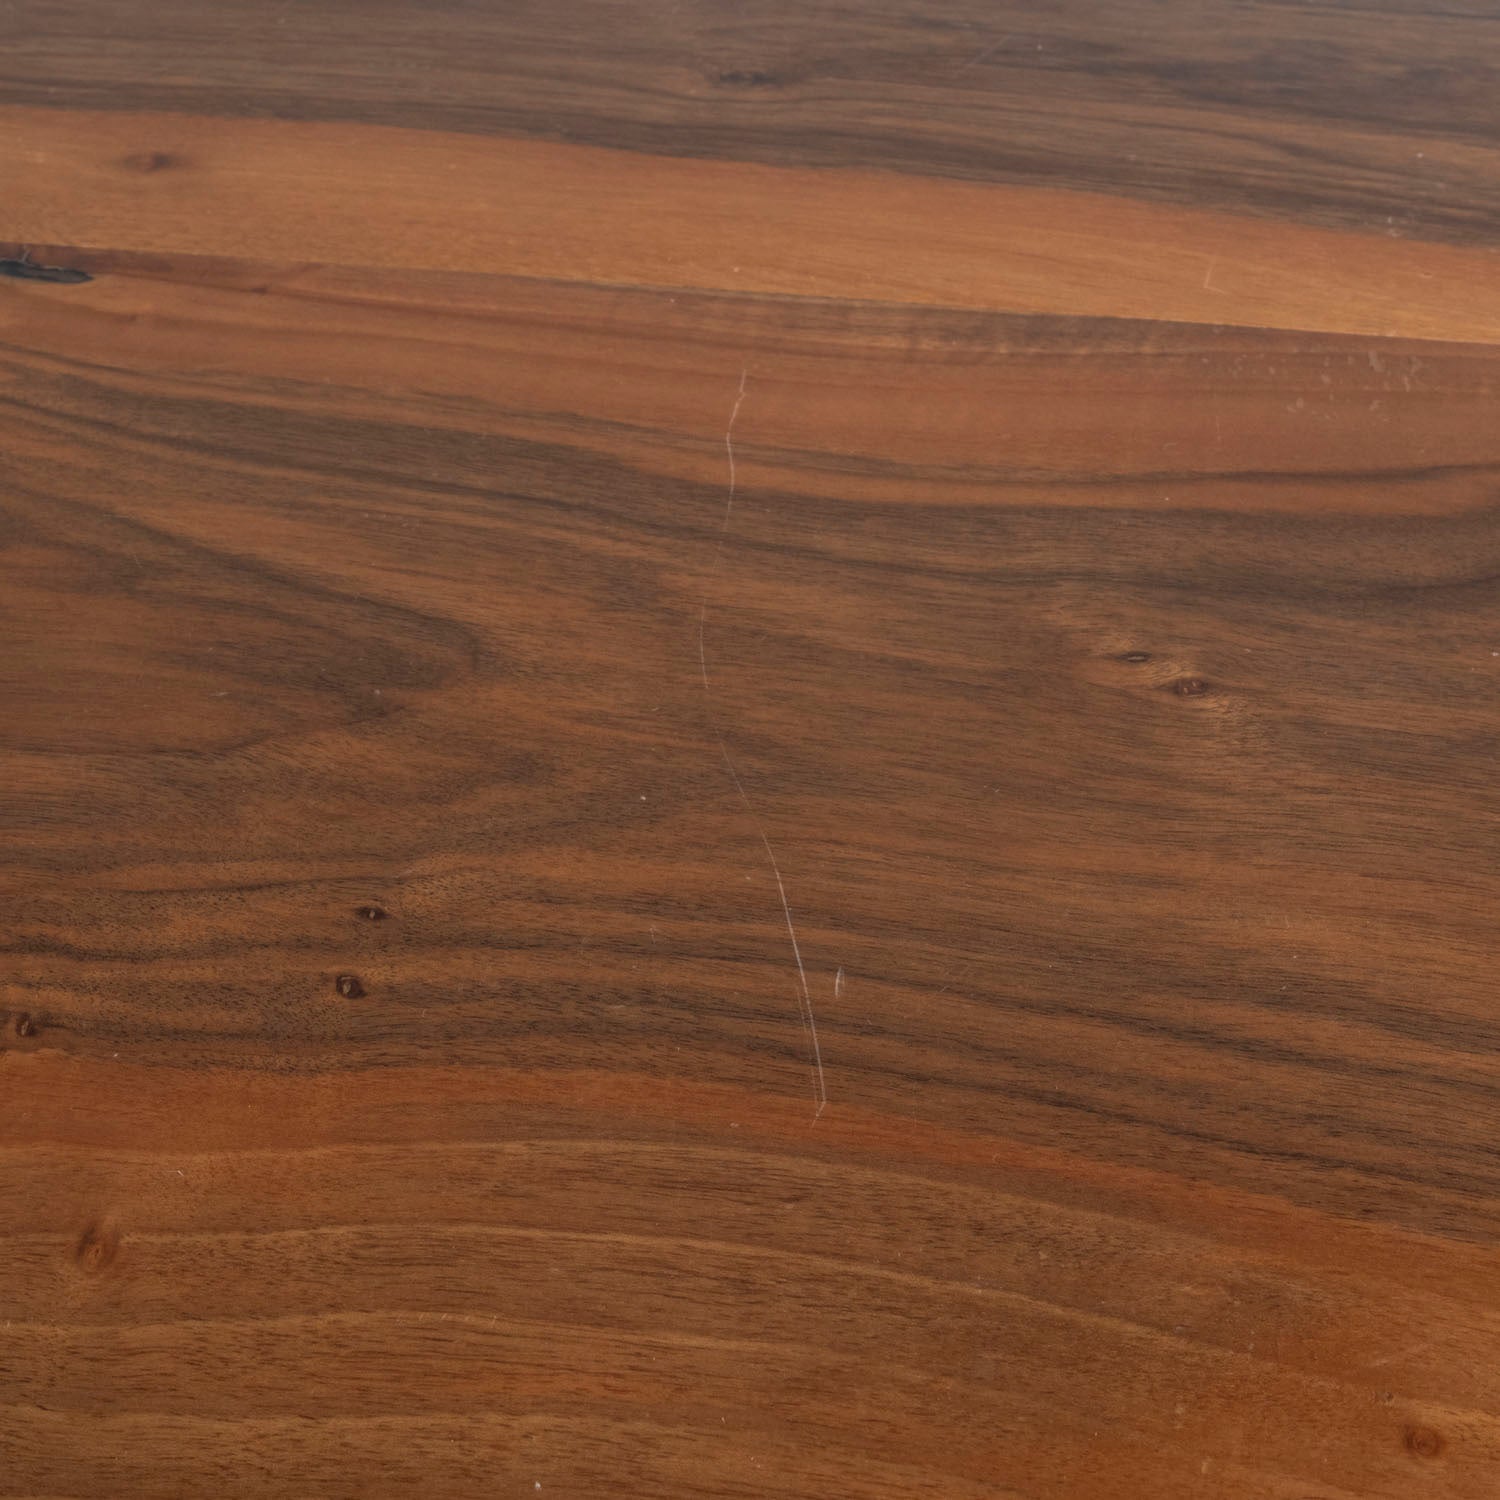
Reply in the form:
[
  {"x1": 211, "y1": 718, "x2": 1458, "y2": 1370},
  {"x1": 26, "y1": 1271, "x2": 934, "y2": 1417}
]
[
  {"x1": 1202, "y1": 257, "x2": 1223, "y2": 294},
  {"x1": 834, "y1": 966, "x2": 844, "y2": 998},
  {"x1": 954, "y1": 35, "x2": 1010, "y2": 72},
  {"x1": 697, "y1": 367, "x2": 748, "y2": 689},
  {"x1": 1368, "y1": 1338, "x2": 1431, "y2": 1369},
  {"x1": 696, "y1": 368, "x2": 827, "y2": 1120},
  {"x1": 718, "y1": 741, "x2": 827, "y2": 1120},
  {"x1": 724, "y1": 365, "x2": 747, "y2": 511}
]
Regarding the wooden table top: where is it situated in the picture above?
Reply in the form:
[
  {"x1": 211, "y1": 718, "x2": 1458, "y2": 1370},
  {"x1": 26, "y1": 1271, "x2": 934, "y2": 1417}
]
[{"x1": 4, "y1": 3, "x2": 1499, "y2": 1496}]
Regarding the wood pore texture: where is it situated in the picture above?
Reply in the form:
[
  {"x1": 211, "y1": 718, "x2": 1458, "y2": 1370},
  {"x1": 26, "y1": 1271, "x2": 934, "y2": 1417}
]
[{"x1": 3, "y1": 2, "x2": 1500, "y2": 1496}]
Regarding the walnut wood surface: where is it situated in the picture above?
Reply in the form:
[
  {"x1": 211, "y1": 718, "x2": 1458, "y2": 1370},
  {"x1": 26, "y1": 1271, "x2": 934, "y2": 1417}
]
[{"x1": 4, "y1": 4, "x2": 1500, "y2": 1497}]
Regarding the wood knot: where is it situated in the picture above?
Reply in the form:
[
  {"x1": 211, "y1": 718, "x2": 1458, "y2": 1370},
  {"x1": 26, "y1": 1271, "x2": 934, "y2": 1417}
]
[
  {"x1": 1403, "y1": 1424, "x2": 1444, "y2": 1459},
  {"x1": 335, "y1": 973, "x2": 366, "y2": 999},
  {"x1": 75, "y1": 1223, "x2": 120, "y2": 1273},
  {"x1": 354, "y1": 905, "x2": 389, "y2": 922},
  {"x1": 715, "y1": 68, "x2": 780, "y2": 86},
  {"x1": 1172, "y1": 677, "x2": 1211, "y2": 697},
  {"x1": 121, "y1": 150, "x2": 179, "y2": 173}
]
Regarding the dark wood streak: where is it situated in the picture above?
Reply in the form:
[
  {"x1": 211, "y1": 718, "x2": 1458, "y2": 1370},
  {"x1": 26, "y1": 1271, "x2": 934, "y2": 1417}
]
[{"x1": 0, "y1": 253, "x2": 93, "y2": 284}]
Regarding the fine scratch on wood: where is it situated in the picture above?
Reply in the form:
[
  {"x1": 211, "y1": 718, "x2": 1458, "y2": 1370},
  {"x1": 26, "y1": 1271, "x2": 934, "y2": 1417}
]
[
  {"x1": 697, "y1": 365, "x2": 748, "y2": 691},
  {"x1": 724, "y1": 365, "x2": 747, "y2": 519},
  {"x1": 717, "y1": 738, "x2": 829, "y2": 1120},
  {"x1": 696, "y1": 366, "x2": 827, "y2": 1119},
  {"x1": 953, "y1": 35, "x2": 1010, "y2": 73}
]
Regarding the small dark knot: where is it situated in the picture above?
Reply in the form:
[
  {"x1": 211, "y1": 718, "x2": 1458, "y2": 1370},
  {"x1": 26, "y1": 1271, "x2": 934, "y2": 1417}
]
[
  {"x1": 716, "y1": 68, "x2": 780, "y2": 87},
  {"x1": 75, "y1": 1223, "x2": 120, "y2": 1273},
  {"x1": 122, "y1": 150, "x2": 179, "y2": 173},
  {"x1": 14, "y1": 1013, "x2": 36, "y2": 1038},
  {"x1": 335, "y1": 973, "x2": 366, "y2": 999},
  {"x1": 1403, "y1": 1425, "x2": 1444, "y2": 1459}
]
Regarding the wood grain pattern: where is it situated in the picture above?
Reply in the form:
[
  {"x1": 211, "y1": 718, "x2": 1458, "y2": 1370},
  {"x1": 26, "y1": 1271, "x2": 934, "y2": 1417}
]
[
  {"x1": 5, "y1": 0, "x2": 1500, "y2": 246},
  {"x1": 9, "y1": 106, "x2": 1500, "y2": 343},
  {"x1": 4, "y1": 3, "x2": 1500, "y2": 1497}
]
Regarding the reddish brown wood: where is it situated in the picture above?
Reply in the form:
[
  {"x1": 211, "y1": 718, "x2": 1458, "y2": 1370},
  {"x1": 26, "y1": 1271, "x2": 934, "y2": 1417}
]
[{"x1": 4, "y1": 4, "x2": 1500, "y2": 1496}]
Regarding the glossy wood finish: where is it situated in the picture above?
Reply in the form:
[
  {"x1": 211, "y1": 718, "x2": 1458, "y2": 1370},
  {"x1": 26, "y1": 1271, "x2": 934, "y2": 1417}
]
[{"x1": 4, "y1": 4, "x2": 1500, "y2": 1497}]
